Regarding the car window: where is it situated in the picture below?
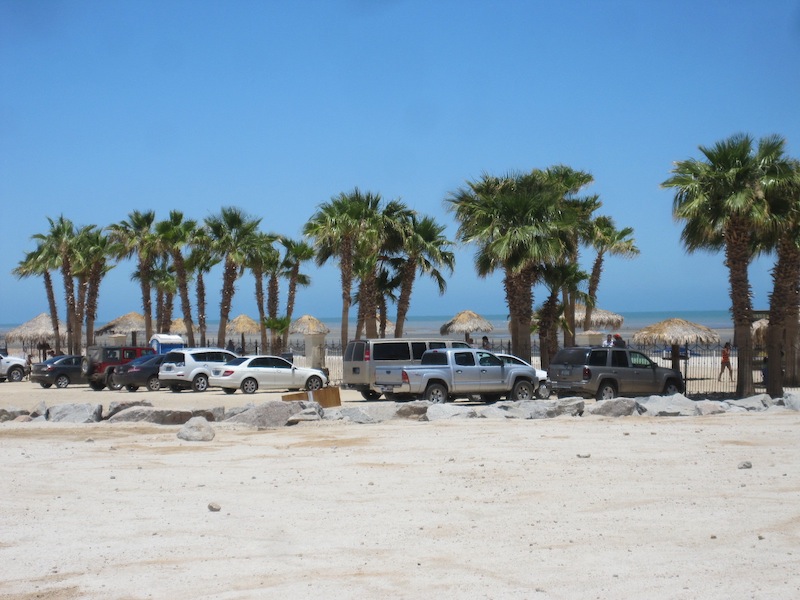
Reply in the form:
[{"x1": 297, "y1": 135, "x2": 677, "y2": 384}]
[
  {"x1": 588, "y1": 349, "x2": 607, "y2": 367},
  {"x1": 123, "y1": 349, "x2": 136, "y2": 359},
  {"x1": 106, "y1": 349, "x2": 120, "y2": 360},
  {"x1": 67, "y1": 356, "x2": 81, "y2": 366},
  {"x1": 266, "y1": 357, "x2": 291, "y2": 369},
  {"x1": 163, "y1": 351, "x2": 185, "y2": 364},
  {"x1": 611, "y1": 350, "x2": 629, "y2": 368},
  {"x1": 630, "y1": 351, "x2": 653, "y2": 368},
  {"x1": 249, "y1": 357, "x2": 270, "y2": 368},
  {"x1": 345, "y1": 341, "x2": 364, "y2": 361},
  {"x1": 554, "y1": 348, "x2": 591, "y2": 365},
  {"x1": 411, "y1": 342, "x2": 428, "y2": 359},
  {"x1": 454, "y1": 352, "x2": 475, "y2": 367},
  {"x1": 373, "y1": 342, "x2": 411, "y2": 361},
  {"x1": 477, "y1": 352, "x2": 501, "y2": 367},
  {"x1": 429, "y1": 341, "x2": 446, "y2": 350},
  {"x1": 421, "y1": 351, "x2": 448, "y2": 366}
]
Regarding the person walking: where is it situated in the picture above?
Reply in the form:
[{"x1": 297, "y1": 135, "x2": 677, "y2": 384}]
[
  {"x1": 602, "y1": 334, "x2": 614, "y2": 347},
  {"x1": 718, "y1": 342, "x2": 733, "y2": 381}
]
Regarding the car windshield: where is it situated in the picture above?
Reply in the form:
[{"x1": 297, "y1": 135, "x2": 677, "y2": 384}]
[
  {"x1": 127, "y1": 355, "x2": 156, "y2": 366},
  {"x1": 552, "y1": 348, "x2": 590, "y2": 365}
]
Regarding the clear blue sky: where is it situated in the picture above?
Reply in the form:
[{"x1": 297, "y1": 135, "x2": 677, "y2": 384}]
[{"x1": 1, "y1": 0, "x2": 798, "y2": 325}]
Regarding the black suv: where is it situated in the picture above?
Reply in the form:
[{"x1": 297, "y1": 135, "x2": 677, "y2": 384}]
[{"x1": 81, "y1": 346, "x2": 155, "y2": 391}]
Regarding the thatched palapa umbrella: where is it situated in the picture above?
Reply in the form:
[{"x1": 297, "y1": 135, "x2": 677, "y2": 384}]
[
  {"x1": 96, "y1": 312, "x2": 146, "y2": 346},
  {"x1": 751, "y1": 318, "x2": 768, "y2": 348},
  {"x1": 574, "y1": 304, "x2": 624, "y2": 331},
  {"x1": 5, "y1": 313, "x2": 67, "y2": 358},
  {"x1": 632, "y1": 318, "x2": 721, "y2": 383},
  {"x1": 440, "y1": 310, "x2": 493, "y2": 343},
  {"x1": 289, "y1": 315, "x2": 330, "y2": 335},
  {"x1": 225, "y1": 314, "x2": 261, "y2": 352}
]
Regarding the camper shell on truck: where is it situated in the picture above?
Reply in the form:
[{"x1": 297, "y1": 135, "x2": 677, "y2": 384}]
[{"x1": 343, "y1": 338, "x2": 471, "y2": 400}]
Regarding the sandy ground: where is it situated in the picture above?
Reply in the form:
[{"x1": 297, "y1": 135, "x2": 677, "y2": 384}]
[{"x1": 1, "y1": 382, "x2": 799, "y2": 599}]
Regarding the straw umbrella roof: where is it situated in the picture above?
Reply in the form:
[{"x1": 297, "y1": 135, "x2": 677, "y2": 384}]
[
  {"x1": 289, "y1": 315, "x2": 330, "y2": 335},
  {"x1": 631, "y1": 318, "x2": 720, "y2": 346},
  {"x1": 574, "y1": 304, "x2": 624, "y2": 330},
  {"x1": 95, "y1": 312, "x2": 146, "y2": 335},
  {"x1": 225, "y1": 314, "x2": 261, "y2": 335},
  {"x1": 439, "y1": 310, "x2": 493, "y2": 339},
  {"x1": 169, "y1": 318, "x2": 188, "y2": 335},
  {"x1": 751, "y1": 318, "x2": 768, "y2": 347},
  {"x1": 4, "y1": 313, "x2": 67, "y2": 344}
]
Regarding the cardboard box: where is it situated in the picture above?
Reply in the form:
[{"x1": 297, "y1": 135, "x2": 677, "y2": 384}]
[
  {"x1": 310, "y1": 386, "x2": 341, "y2": 408},
  {"x1": 282, "y1": 391, "x2": 309, "y2": 402}
]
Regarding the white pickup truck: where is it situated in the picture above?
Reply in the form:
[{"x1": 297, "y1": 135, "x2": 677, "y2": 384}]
[
  {"x1": 373, "y1": 347, "x2": 539, "y2": 403},
  {"x1": 0, "y1": 351, "x2": 28, "y2": 383}
]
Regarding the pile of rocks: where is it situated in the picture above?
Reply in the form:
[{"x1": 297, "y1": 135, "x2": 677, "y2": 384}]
[{"x1": 1, "y1": 392, "x2": 798, "y2": 430}]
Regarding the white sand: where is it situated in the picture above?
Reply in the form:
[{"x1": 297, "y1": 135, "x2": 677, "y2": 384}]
[{"x1": 1, "y1": 383, "x2": 799, "y2": 599}]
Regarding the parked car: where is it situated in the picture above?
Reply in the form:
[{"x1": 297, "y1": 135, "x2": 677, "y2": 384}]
[
  {"x1": 81, "y1": 346, "x2": 156, "y2": 391},
  {"x1": 373, "y1": 347, "x2": 539, "y2": 403},
  {"x1": 30, "y1": 354, "x2": 86, "y2": 388},
  {"x1": 209, "y1": 355, "x2": 328, "y2": 395},
  {"x1": 548, "y1": 346, "x2": 684, "y2": 401},
  {"x1": 343, "y1": 338, "x2": 471, "y2": 400},
  {"x1": 159, "y1": 348, "x2": 238, "y2": 392},
  {"x1": 113, "y1": 354, "x2": 168, "y2": 392},
  {"x1": 0, "y1": 351, "x2": 28, "y2": 383},
  {"x1": 495, "y1": 353, "x2": 550, "y2": 399}
]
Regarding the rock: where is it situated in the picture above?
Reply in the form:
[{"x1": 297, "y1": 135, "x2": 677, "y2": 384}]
[
  {"x1": 585, "y1": 398, "x2": 637, "y2": 417},
  {"x1": 30, "y1": 401, "x2": 47, "y2": 418},
  {"x1": 47, "y1": 403, "x2": 103, "y2": 423},
  {"x1": 727, "y1": 395, "x2": 768, "y2": 411},
  {"x1": 636, "y1": 393, "x2": 697, "y2": 417},
  {"x1": 177, "y1": 416, "x2": 215, "y2": 441},
  {"x1": 106, "y1": 399, "x2": 153, "y2": 419},
  {"x1": 13, "y1": 414, "x2": 33, "y2": 422},
  {"x1": 738, "y1": 461, "x2": 752, "y2": 469},
  {"x1": 356, "y1": 402, "x2": 400, "y2": 422},
  {"x1": 191, "y1": 408, "x2": 223, "y2": 422},
  {"x1": 223, "y1": 400, "x2": 302, "y2": 429},
  {"x1": 516, "y1": 400, "x2": 560, "y2": 419},
  {"x1": 108, "y1": 406, "x2": 194, "y2": 425},
  {"x1": 425, "y1": 405, "x2": 477, "y2": 420},
  {"x1": 208, "y1": 503, "x2": 221, "y2": 512},
  {"x1": 781, "y1": 392, "x2": 800, "y2": 411},
  {"x1": 334, "y1": 407, "x2": 378, "y2": 424},
  {"x1": 223, "y1": 404, "x2": 256, "y2": 420},
  {"x1": 394, "y1": 401, "x2": 431, "y2": 419},
  {"x1": 0, "y1": 407, "x2": 30, "y2": 422},
  {"x1": 479, "y1": 404, "x2": 526, "y2": 419},
  {"x1": 694, "y1": 400, "x2": 727, "y2": 416},
  {"x1": 287, "y1": 407, "x2": 322, "y2": 424}
]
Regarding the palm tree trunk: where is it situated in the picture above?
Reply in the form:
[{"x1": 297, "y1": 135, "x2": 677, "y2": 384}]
[
  {"x1": 765, "y1": 236, "x2": 800, "y2": 396},
  {"x1": 217, "y1": 258, "x2": 238, "y2": 348},
  {"x1": 43, "y1": 271, "x2": 61, "y2": 354},
  {"x1": 505, "y1": 270, "x2": 533, "y2": 360},
  {"x1": 172, "y1": 252, "x2": 196, "y2": 346},
  {"x1": 338, "y1": 240, "x2": 353, "y2": 348},
  {"x1": 584, "y1": 253, "x2": 604, "y2": 330},
  {"x1": 726, "y1": 223, "x2": 755, "y2": 397},
  {"x1": 139, "y1": 259, "x2": 154, "y2": 344},
  {"x1": 394, "y1": 262, "x2": 416, "y2": 339},
  {"x1": 85, "y1": 265, "x2": 102, "y2": 347},
  {"x1": 282, "y1": 266, "x2": 299, "y2": 349},
  {"x1": 196, "y1": 272, "x2": 207, "y2": 347},
  {"x1": 538, "y1": 289, "x2": 560, "y2": 369}
]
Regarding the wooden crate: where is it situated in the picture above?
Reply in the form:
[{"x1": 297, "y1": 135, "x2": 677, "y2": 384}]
[{"x1": 311, "y1": 386, "x2": 341, "y2": 408}]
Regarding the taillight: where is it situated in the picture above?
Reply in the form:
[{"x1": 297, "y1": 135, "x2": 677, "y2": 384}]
[
  {"x1": 364, "y1": 348, "x2": 371, "y2": 361},
  {"x1": 582, "y1": 367, "x2": 591, "y2": 380},
  {"x1": 222, "y1": 370, "x2": 235, "y2": 377},
  {"x1": 402, "y1": 371, "x2": 409, "y2": 384}
]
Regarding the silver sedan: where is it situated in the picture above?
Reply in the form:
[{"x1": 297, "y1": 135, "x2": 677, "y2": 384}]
[{"x1": 209, "y1": 355, "x2": 328, "y2": 395}]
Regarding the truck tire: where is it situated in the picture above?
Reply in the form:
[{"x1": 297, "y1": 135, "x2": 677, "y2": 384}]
[
  {"x1": 536, "y1": 380, "x2": 551, "y2": 399},
  {"x1": 596, "y1": 381, "x2": 617, "y2": 401},
  {"x1": 6, "y1": 366, "x2": 24, "y2": 382},
  {"x1": 361, "y1": 390, "x2": 381, "y2": 401},
  {"x1": 663, "y1": 379, "x2": 681, "y2": 396},
  {"x1": 424, "y1": 383, "x2": 448, "y2": 403},
  {"x1": 511, "y1": 380, "x2": 534, "y2": 401}
]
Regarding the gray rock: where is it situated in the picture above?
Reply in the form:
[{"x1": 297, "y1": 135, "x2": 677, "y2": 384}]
[
  {"x1": 223, "y1": 404, "x2": 256, "y2": 420},
  {"x1": 287, "y1": 408, "x2": 323, "y2": 424},
  {"x1": 0, "y1": 407, "x2": 30, "y2": 422},
  {"x1": 335, "y1": 407, "x2": 378, "y2": 424},
  {"x1": 321, "y1": 408, "x2": 344, "y2": 421},
  {"x1": 191, "y1": 408, "x2": 223, "y2": 422},
  {"x1": 223, "y1": 400, "x2": 301, "y2": 429},
  {"x1": 108, "y1": 406, "x2": 194, "y2": 425},
  {"x1": 636, "y1": 394, "x2": 697, "y2": 417},
  {"x1": 30, "y1": 401, "x2": 47, "y2": 418},
  {"x1": 585, "y1": 398, "x2": 637, "y2": 417},
  {"x1": 47, "y1": 403, "x2": 103, "y2": 423},
  {"x1": 727, "y1": 395, "x2": 769, "y2": 411},
  {"x1": 13, "y1": 414, "x2": 33, "y2": 422},
  {"x1": 479, "y1": 404, "x2": 526, "y2": 419},
  {"x1": 356, "y1": 402, "x2": 400, "y2": 422},
  {"x1": 425, "y1": 404, "x2": 477, "y2": 420},
  {"x1": 783, "y1": 392, "x2": 800, "y2": 411},
  {"x1": 694, "y1": 400, "x2": 727, "y2": 415},
  {"x1": 177, "y1": 416, "x2": 215, "y2": 441},
  {"x1": 106, "y1": 399, "x2": 153, "y2": 419},
  {"x1": 516, "y1": 400, "x2": 560, "y2": 419},
  {"x1": 395, "y1": 401, "x2": 431, "y2": 419}
]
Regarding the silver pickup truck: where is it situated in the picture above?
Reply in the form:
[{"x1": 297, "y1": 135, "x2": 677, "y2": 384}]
[{"x1": 373, "y1": 347, "x2": 539, "y2": 403}]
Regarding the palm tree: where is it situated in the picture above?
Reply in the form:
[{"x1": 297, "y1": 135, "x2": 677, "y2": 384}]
[
  {"x1": 74, "y1": 226, "x2": 114, "y2": 347},
  {"x1": 245, "y1": 232, "x2": 279, "y2": 352},
  {"x1": 537, "y1": 263, "x2": 590, "y2": 369},
  {"x1": 448, "y1": 170, "x2": 570, "y2": 360},
  {"x1": 13, "y1": 243, "x2": 62, "y2": 353},
  {"x1": 583, "y1": 216, "x2": 639, "y2": 330},
  {"x1": 186, "y1": 227, "x2": 219, "y2": 347},
  {"x1": 205, "y1": 207, "x2": 262, "y2": 348},
  {"x1": 390, "y1": 214, "x2": 455, "y2": 339},
  {"x1": 663, "y1": 133, "x2": 793, "y2": 397},
  {"x1": 156, "y1": 210, "x2": 198, "y2": 346},
  {"x1": 279, "y1": 237, "x2": 314, "y2": 349},
  {"x1": 108, "y1": 210, "x2": 158, "y2": 343}
]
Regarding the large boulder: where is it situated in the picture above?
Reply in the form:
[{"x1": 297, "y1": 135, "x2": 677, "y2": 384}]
[
  {"x1": 694, "y1": 400, "x2": 728, "y2": 416},
  {"x1": 223, "y1": 400, "x2": 303, "y2": 429},
  {"x1": 726, "y1": 395, "x2": 769, "y2": 411},
  {"x1": 585, "y1": 398, "x2": 637, "y2": 417},
  {"x1": 177, "y1": 416, "x2": 215, "y2": 441},
  {"x1": 636, "y1": 394, "x2": 697, "y2": 417},
  {"x1": 394, "y1": 401, "x2": 431, "y2": 420},
  {"x1": 0, "y1": 407, "x2": 30, "y2": 422},
  {"x1": 108, "y1": 406, "x2": 194, "y2": 425},
  {"x1": 47, "y1": 403, "x2": 103, "y2": 423},
  {"x1": 783, "y1": 392, "x2": 800, "y2": 411},
  {"x1": 425, "y1": 405, "x2": 477, "y2": 420},
  {"x1": 106, "y1": 399, "x2": 153, "y2": 419}
]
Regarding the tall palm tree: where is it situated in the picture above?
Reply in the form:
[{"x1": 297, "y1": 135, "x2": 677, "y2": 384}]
[
  {"x1": 583, "y1": 216, "x2": 639, "y2": 330},
  {"x1": 537, "y1": 263, "x2": 590, "y2": 369},
  {"x1": 74, "y1": 226, "x2": 114, "y2": 347},
  {"x1": 13, "y1": 243, "x2": 62, "y2": 353},
  {"x1": 245, "y1": 231, "x2": 279, "y2": 352},
  {"x1": 108, "y1": 210, "x2": 158, "y2": 343},
  {"x1": 205, "y1": 207, "x2": 262, "y2": 347},
  {"x1": 390, "y1": 214, "x2": 455, "y2": 339},
  {"x1": 663, "y1": 133, "x2": 793, "y2": 397},
  {"x1": 156, "y1": 210, "x2": 198, "y2": 346},
  {"x1": 448, "y1": 170, "x2": 570, "y2": 360},
  {"x1": 186, "y1": 227, "x2": 219, "y2": 347},
  {"x1": 279, "y1": 237, "x2": 314, "y2": 349}
]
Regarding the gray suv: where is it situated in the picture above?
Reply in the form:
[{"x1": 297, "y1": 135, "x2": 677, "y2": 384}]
[
  {"x1": 159, "y1": 348, "x2": 237, "y2": 392},
  {"x1": 549, "y1": 346, "x2": 683, "y2": 400}
]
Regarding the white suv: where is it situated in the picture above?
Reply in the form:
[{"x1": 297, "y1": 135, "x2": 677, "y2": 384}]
[
  {"x1": 158, "y1": 348, "x2": 237, "y2": 392},
  {"x1": 0, "y1": 351, "x2": 28, "y2": 383}
]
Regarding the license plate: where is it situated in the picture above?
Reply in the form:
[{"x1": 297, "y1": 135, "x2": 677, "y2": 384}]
[
  {"x1": 560, "y1": 369, "x2": 571, "y2": 376},
  {"x1": 379, "y1": 385, "x2": 393, "y2": 393},
  {"x1": 164, "y1": 365, "x2": 173, "y2": 372}
]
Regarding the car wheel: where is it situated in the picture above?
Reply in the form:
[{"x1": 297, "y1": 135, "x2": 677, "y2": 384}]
[
  {"x1": 241, "y1": 378, "x2": 258, "y2": 394},
  {"x1": 89, "y1": 381, "x2": 105, "y2": 391},
  {"x1": 305, "y1": 375, "x2": 323, "y2": 391},
  {"x1": 146, "y1": 375, "x2": 160, "y2": 392},
  {"x1": 663, "y1": 379, "x2": 681, "y2": 396},
  {"x1": 361, "y1": 390, "x2": 381, "y2": 401},
  {"x1": 223, "y1": 388, "x2": 236, "y2": 395},
  {"x1": 536, "y1": 381, "x2": 550, "y2": 399},
  {"x1": 424, "y1": 383, "x2": 448, "y2": 403},
  {"x1": 512, "y1": 380, "x2": 535, "y2": 401},
  {"x1": 170, "y1": 384, "x2": 182, "y2": 393},
  {"x1": 192, "y1": 374, "x2": 208, "y2": 392},
  {"x1": 7, "y1": 366, "x2": 24, "y2": 382},
  {"x1": 55, "y1": 375, "x2": 70, "y2": 389},
  {"x1": 40, "y1": 382, "x2": 53, "y2": 389},
  {"x1": 596, "y1": 381, "x2": 617, "y2": 401},
  {"x1": 80, "y1": 357, "x2": 91, "y2": 376},
  {"x1": 107, "y1": 372, "x2": 122, "y2": 391},
  {"x1": 126, "y1": 384, "x2": 139, "y2": 392}
]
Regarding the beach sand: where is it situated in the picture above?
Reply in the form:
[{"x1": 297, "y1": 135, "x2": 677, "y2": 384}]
[{"x1": 1, "y1": 383, "x2": 799, "y2": 599}]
